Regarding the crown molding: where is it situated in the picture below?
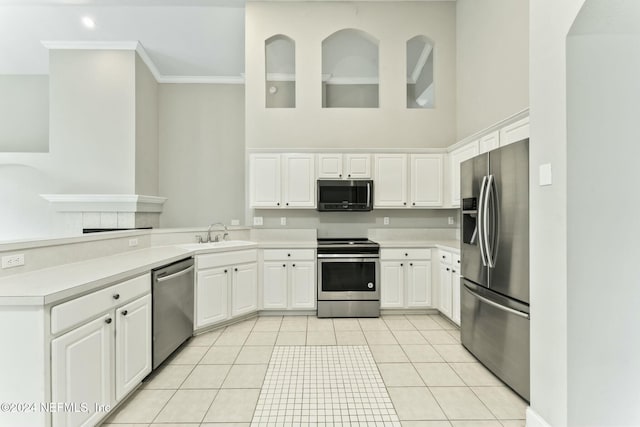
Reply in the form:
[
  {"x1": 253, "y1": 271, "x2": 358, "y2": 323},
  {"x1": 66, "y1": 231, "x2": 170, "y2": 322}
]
[{"x1": 41, "y1": 40, "x2": 244, "y2": 85}]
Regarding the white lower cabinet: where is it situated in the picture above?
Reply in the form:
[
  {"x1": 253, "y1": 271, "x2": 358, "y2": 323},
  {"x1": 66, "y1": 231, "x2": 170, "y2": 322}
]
[
  {"x1": 195, "y1": 249, "x2": 258, "y2": 329},
  {"x1": 262, "y1": 249, "x2": 315, "y2": 310},
  {"x1": 436, "y1": 249, "x2": 461, "y2": 325},
  {"x1": 115, "y1": 294, "x2": 152, "y2": 401},
  {"x1": 380, "y1": 248, "x2": 432, "y2": 309},
  {"x1": 50, "y1": 275, "x2": 152, "y2": 427},
  {"x1": 51, "y1": 315, "x2": 112, "y2": 427}
]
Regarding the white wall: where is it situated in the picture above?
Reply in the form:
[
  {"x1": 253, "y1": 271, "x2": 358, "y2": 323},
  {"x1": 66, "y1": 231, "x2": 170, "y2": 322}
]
[
  {"x1": 528, "y1": 0, "x2": 585, "y2": 426},
  {"x1": 456, "y1": 0, "x2": 529, "y2": 140},
  {"x1": 566, "y1": 2, "x2": 640, "y2": 425},
  {"x1": 245, "y1": 2, "x2": 457, "y2": 149},
  {"x1": 135, "y1": 54, "x2": 159, "y2": 196},
  {"x1": 0, "y1": 75, "x2": 49, "y2": 152},
  {"x1": 158, "y1": 84, "x2": 245, "y2": 228}
]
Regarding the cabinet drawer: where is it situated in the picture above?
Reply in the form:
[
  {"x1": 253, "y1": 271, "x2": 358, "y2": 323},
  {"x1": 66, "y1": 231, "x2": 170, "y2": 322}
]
[
  {"x1": 51, "y1": 273, "x2": 150, "y2": 335},
  {"x1": 197, "y1": 250, "x2": 258, "y2": 269},
  {"x1": 380, "y1": 248, "x2": 432, "y2": 260},
  {"x1": 439, "y1": 251, "x2": 452, "y2": 265},
  {"x1": 263, "y1": 249, "x2": 315, "y2": 261}
]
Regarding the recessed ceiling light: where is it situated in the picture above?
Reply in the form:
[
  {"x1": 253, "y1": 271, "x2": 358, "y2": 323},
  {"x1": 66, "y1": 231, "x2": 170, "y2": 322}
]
[{"x1": 81, "y1": 16, "x2": 96, "y2": 29}]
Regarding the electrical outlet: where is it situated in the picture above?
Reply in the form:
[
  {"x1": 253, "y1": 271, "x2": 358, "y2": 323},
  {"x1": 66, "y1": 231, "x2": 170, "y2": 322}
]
[
  {"x1": 1, "y1": 253, "x2": 25, "y2": 269},
  {"x1": 280, "y1": 217, "x2": 287, "y2": 226},
  {"x1": 128, "y1": 238, "x2": 138, "y2": 247},
  {"x1": 448, "y1": 217, "x2": 454, "y2": 225},
  {"x1": 253, "y1": 216, "x2": 263, "y2": 226},
  {"x1": 230, "y1": 219, "x2": 240, "y2": 226},
  {"x1": 383, "y1": 217, "x2": 390, "y2": 225}
]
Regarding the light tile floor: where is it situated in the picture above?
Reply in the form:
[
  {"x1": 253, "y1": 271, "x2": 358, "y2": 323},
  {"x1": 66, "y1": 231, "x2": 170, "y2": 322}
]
[{"x1": 102, "y1": 314, "x2": 527, "y2": 427}]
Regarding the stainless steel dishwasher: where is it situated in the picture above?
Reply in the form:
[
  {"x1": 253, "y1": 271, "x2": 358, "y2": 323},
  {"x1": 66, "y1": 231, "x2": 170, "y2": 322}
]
[{"x1": 152, "y1": 257, "x2": 194, "y2": 369}]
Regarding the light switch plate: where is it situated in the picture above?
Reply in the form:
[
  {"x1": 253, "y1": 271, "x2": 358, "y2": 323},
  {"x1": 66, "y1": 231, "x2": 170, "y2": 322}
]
[
  {"x1": 448, "y1": 217, "x2": 454, "y2": 225},
  {"x1": 383, "y1": 217, "x2": 390, "y2": 225},
  {"x1": 280, "y1": 217, "x2": 287, "y2": 226},
  {"x1": 539, "y1": 163, "x2": 553, "y2": 186},
  {"x1": 231, "y1": 219, "x2": 240, "y2": 226},
  {"x1": 253, "y1": 216, "x2": 263, "y2": 226}
]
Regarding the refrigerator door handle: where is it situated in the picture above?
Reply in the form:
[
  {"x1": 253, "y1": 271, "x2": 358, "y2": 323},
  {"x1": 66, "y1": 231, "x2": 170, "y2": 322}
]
[
  {"x1": 464, "y1": 284, "x2": 530, "y2": 319},
  {"x1": 478, "y1": 175, "x2": 488, "y2": 267},
  {"x1": 483, "y1": 174, "x2": 494, "y2": 268}
]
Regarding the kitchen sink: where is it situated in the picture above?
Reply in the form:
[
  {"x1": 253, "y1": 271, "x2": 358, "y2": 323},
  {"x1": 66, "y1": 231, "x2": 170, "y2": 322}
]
[{"x1": 177, "y1": 240, "x2": 257, "y2": 251}]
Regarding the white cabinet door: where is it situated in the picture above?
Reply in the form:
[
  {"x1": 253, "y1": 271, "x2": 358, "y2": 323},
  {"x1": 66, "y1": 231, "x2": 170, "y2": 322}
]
[
  {"x1": 317, "y1": 153, "x2": 343, "y2": 179},
  {"x1": 196, "y1": 268, "x2": 229, "y2": 328},
  {"x1": 283, "y1": 154, "x2": 315, "y2": 208},
  {"x1": 479, "y1": 131, "x2": 500, "y2": 153},
  {"x1": 232, "y1": 263, "x2": 258, "y2": 317},
  {"x1": 262, "y1": 261, "x2": 288, "y2": 309},
  {"x1": 51, "y1": 315, "x2": 112, "y2": 427},
  {"x1": 406, "y1": 261, "x2": 432, "y2": 307},
  {"x1": 250, "y1": 153, "x2": 281, "y2": 208},
  {"x1": 115, "y1": 294, "x2": 152, "y2": 401},
  {"x1": 290, "y1": 261, "x2": 315, "y2": 309},
  {"x1": 374, "y1": 154, "x2": 408, "y2": 208},
  {"x1": 410, "y1": 154, "x2": 443, "y2": 207},
  {"x1": 499, "y1": 117, "x2": 529, "y2": 147},
  {"x1": 381, "y1": 262, "x2": 404, "y2": 308},
  {"x1": 344, "y1": 154, "x2": 371, "y2": 178},
  {"x1": 449, "y1": 141, "x2": 480, "y2": 207},
  {"x1": 451, "y1": 254, "x2": 461, "y2": 325},
  {"x1": 439, "y1": 264, "x2": 452, "y2": 319}
]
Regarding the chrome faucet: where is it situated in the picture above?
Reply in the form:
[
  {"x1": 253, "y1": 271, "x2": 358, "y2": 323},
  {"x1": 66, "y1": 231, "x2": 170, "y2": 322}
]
[{"x1": 206, "y1": 222, "x2": 229, "y2": 243}]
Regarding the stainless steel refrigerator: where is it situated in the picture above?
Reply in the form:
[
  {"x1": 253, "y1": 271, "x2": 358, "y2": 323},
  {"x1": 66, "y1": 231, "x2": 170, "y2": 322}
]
[{"x1": 460, "y1": 138, "x2": 530, "y2": 401}]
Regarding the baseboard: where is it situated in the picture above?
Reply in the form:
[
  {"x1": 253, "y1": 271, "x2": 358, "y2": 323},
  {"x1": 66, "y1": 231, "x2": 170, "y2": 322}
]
[{"x1": 526, "y1": 407, "x2": 553, "y2": 427}]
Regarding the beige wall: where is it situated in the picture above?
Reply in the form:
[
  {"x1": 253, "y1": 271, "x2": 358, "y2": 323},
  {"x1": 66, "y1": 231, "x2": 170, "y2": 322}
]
[
  {"x1": 456, "y1": 0, "x2": 529, "y2": 140},
  {"x1": 135, "y1": 54, "x2": 159, "y2": 196},
  {"x1": 246, "y1": 2, "x2": 457, "y2": 149},
  {"x1": 528, "y1": 0, "x2": 585, "y2": 426},
  {"x1": 0, "y1": 75, "x2": 49, "y2": 153},
  {"x1": 158, "y1": 84, "x2": 245, "y2": 228},
  {"x1": 49, "y1": 49, "x2": 136, "y2": 193}
]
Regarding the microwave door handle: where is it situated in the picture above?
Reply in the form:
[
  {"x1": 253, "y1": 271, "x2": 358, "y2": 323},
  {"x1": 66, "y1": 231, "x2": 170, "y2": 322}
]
[
  {"x1": 366, "y1": 181, "x2": 371, "y2": 207},
  {"x1": 478, "y1": 175, "x2": 488, "y2": 267}
]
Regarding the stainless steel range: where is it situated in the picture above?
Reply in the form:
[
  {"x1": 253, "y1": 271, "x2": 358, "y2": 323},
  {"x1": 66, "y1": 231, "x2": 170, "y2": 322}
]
[{"x1": 317, "y1": 238, "x2": 380, "y2": 318}]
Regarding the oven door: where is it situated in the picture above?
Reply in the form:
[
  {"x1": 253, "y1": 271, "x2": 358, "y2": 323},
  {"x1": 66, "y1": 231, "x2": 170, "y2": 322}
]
[{"x1": 317, "y1": 256, "x2": 380, "y2": 300}]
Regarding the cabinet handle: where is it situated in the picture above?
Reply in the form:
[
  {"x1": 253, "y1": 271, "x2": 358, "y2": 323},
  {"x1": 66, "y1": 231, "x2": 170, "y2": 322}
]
[
  {"x1": 403, "y1": 202, "x2": 407, "y2": 206},
  {"x1": 339, "y1": 173, "x2": 342, "y2": 178},
  {"x1": 446, "y1": 268, "x2": 450, "y2": 271},
  {"x1": 112, "y1": 294, "x2": 120, "y2": 300},
  {"x1": 234, "y1": 268, "x2": 238, "y2": 272},
  {"x1": 348, "y1": 174, "x2": 351, "y2": 178},
  {"x1": 410, "y1": 263, "x2": 413, "y2": 266},
  {"x1": 286, "y1": 202, "x2": 289, "y2": 206},
  {"x1": 457, "y1": 260, "x2": 461, "y2": 264},
  {"x1": 287, "y1": 253, "x2": 291, "y2": 257},
  {"x1": 412, "y1": 202, "x2": 416, "y2": 206},
  {"x1": 282, "y1": 264, "x2": 286, "y2": 267},
  {"x1": 277, "y1": 202, "x2": 280, "y2": 206},
  {"x1": 405, "y1": 253, "x2": 408, "y2": 257},
  {"x1": 452, "y1": 270, "x2": 456, "y2": 273},
  {"x1": 122, "y1": 310, "x2": 128, "y2": 316},
  {"x1": 292, "y1": 264, "x2": 296, "y2": 267},
  {"x1": 400, "y1": 263, "x2": 403, "y2": 267},
  {"x1": 442, "y1": 255, "x2": 445, "y2": 259},
  {"x1": 105, "y1": 318, "x2": 112, "y2": 324},
  {"x1": 224, "y1": 269, "x2": 228, "y2": 273}
]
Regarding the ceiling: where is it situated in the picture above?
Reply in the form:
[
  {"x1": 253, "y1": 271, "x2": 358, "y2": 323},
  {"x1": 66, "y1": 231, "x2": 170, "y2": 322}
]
[{"x1": 0, "y1": 0, "x2": 446, "y2": 80}]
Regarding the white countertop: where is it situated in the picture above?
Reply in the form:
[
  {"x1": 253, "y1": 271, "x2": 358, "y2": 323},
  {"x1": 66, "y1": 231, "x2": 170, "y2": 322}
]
[{"x1": 0, "y1": 237, "x2": 457, "y2": 307}]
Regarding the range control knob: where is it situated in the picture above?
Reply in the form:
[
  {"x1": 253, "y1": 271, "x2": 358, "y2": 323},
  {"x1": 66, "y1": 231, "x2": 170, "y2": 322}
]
[{"x1": 367, "y1": 283, "x2": 374, "y2": 289}]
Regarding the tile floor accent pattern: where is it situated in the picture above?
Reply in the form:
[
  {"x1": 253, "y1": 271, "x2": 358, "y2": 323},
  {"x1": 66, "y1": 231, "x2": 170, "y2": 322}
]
[
  {"x1": 253, "y1": 346, "x2": 400, "y2": 426},
  {"x1": 101, "y1": 314, "x2": 526, "y2": 427}
]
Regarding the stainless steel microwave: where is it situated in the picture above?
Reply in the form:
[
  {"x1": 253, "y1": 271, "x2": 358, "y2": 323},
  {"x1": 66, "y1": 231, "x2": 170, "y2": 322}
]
[{"x1": 317, "y1": 179, "x2": 373, "y2": 211}]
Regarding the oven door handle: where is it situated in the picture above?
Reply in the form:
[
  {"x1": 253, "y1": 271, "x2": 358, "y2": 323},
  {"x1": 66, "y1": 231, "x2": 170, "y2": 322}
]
[{"x1": 317, "y1": 254, "x2": 380, "y2": 259}]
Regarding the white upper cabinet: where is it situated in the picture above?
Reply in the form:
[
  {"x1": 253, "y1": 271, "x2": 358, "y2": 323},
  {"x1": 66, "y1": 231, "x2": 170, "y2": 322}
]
[
  {"x1": 499, "y1": 116, "x2": 530, "y2": 147},
  {"x1": 250, "y1": 153, "x2": 315, "y2": 208},
  {"x1": 410, "y1": 154, "x2": 443, "y2": 207},
  {"x1": 250, "y1": 153, "x2": 281, "y2": 207},
  {"x1": 283, "y1": 154, "x2": 315, "y2": 207},
  {"x1": 317, "y1": 153, "x2": 371, "y2": 179},
  {"x1": 374, "y1": 154, "x2": 408, "y2": 208},
  {"x1": 449, "y1": 141, "x2": 480, "y2": 207},
  {"x1": 344, "y1": 154, "x2": 371, "y2": 179},
  {"x1": 479, "y1": 131, "x2": 499, "y2": 153}
]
